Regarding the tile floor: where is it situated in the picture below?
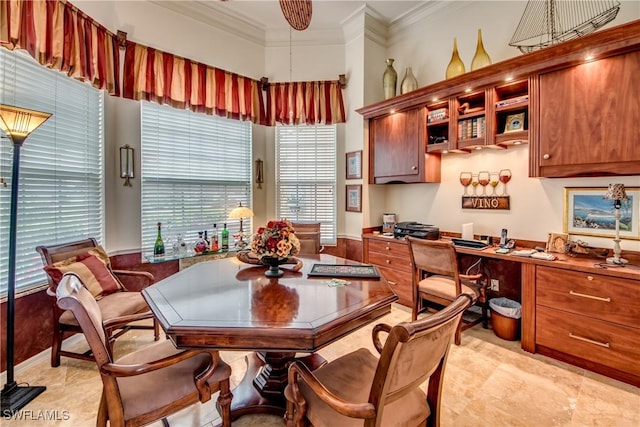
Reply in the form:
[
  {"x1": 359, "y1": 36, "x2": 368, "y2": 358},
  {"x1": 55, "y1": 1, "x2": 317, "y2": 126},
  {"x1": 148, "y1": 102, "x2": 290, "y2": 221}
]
[{"x1": 2, "y1": 304, "x2": 639, "y2": 427}]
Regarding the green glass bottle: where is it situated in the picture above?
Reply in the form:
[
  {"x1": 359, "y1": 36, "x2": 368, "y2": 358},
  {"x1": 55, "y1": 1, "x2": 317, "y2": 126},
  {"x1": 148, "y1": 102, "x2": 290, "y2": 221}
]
[
  {"x1": 221, "y1": 223, "x2": 229, "y2": 250},
  {"x1": 154, "y1": 222, "x2": 165, "y2": 256}
]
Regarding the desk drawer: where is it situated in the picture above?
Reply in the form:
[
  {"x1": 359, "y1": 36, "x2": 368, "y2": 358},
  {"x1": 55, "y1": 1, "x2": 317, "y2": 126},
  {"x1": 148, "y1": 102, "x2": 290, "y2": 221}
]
[
  {"x1": 368, "y1": 239, "x2": 410, "y2": 258},
  {"x1": 536, "y1": 266, "x2": 640, "y2": 328},
  {"x1": 368, "y1": 251, "x2": 412, "y2": 273},
  {"x1": 377, "y1": 266, "x2": 413, "y2": 306},
  {"x1": 536, "y1": 306, "x2": 640, "y2": 377}
]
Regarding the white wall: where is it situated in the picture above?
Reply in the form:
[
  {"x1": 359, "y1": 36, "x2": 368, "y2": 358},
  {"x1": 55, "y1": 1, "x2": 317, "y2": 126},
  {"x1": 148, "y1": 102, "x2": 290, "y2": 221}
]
[{"x1": 373, "y1": 1, "x2": 640, "y2": 252}]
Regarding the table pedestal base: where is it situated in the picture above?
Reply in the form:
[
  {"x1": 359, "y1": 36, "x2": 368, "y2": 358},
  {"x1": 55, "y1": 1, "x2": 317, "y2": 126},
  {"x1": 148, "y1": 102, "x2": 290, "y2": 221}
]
[{"x1": 229, "y1": 351, "x2": 326, "y2": 420}]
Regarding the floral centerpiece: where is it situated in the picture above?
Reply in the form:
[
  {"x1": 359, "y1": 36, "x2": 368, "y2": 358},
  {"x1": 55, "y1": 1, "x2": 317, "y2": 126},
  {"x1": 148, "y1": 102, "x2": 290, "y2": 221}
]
[{"x1": 251, "y1": 220, "x2": 300, "y2": 277}]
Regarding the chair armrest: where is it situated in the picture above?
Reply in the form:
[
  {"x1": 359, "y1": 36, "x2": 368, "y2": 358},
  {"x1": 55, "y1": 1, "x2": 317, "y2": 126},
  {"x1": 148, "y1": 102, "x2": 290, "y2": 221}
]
[
  {"x1": 288, "y1": 361, "x2": 376, "y2": 420},
  {"x1": 459, "y1": 273, "x2": 483, "y2": 282},
  {"x1": 371, "y1": 323, "x2": 392, "y2": 354},
  {"x1": 102, "y1": 311, "x2": 155, "y2": 331},
  {"x1": 112, "y1": 270, "x2": 155, "y2": 291},
  {"x1": 101, "y1": 348, "x2": 215, "y2": 377}
]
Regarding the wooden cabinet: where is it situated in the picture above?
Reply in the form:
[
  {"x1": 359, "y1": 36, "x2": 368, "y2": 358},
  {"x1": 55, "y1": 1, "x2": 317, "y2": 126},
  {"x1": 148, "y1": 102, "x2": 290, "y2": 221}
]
[
  {"x1": 363, "y1": 235, "x2": 413, "y2": 306},
  {"x1": 369, "y1": 107, "x2": 440, "y2": 184},
  {"x1": 532, "y1": 50, "x2": 640, "y2": 177},
  {"x1": 535, "y1": 266, "x2": 640, "y2": 386},
  {"x1": 358, "y1": 20, "x2": 640, "y2": 181}
]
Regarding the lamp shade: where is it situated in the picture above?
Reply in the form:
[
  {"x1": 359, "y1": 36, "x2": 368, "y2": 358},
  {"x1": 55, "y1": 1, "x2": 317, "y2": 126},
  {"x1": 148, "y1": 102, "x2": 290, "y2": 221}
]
[
  {"x1": 229, "y1": 202, "x2": 254, "y2": 219},
  {"x1": 0, "y1": 105, "x2": 52, "y2": 145},
  {"x1": 603, "y1": 183, "x2": 627, "y2": 201}
]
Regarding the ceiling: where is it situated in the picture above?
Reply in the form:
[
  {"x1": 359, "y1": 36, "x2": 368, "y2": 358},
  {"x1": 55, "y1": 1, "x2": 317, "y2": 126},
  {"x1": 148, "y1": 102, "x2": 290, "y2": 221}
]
[{"x1": 151, "y1": 1, "x2": 433, "y2": 44}]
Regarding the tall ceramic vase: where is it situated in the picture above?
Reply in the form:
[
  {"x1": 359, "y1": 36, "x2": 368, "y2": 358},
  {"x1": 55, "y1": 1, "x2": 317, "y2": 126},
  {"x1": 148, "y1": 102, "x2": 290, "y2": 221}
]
[
  {"x1": 471, "y1": 29, "x2": 492, "y2": 70},
  {"x1": 445, "y1": 37, "x2": 466, "y2": 79},
  {"x1": 401, "y1": 67, "x2": 418, "y2": 94},
  {"x1": 382, "y1": 59, "x2": 397, "y2": 100}
]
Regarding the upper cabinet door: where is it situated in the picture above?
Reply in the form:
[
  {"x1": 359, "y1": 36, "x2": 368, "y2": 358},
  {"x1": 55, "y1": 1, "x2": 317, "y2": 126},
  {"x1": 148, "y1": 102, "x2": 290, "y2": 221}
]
[{"x1": 535, "y1": 51, "x2": 640, "y2": 177}]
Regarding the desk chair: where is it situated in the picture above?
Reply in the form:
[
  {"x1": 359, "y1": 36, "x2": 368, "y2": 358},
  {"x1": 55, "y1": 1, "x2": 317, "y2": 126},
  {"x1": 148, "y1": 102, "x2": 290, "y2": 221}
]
[
  {"x1": 284, "y1": 294, "x2": 473, "y2": 427},
  {"x1": 291, "y1": 222, "x2": 322, "y2": 255},
  {"x1": 36, "y1": 238, "x2": 159, "y2": 367},
  {"x1": 407, "y1": 237, "x2": 488, "y2": 345},
  {"x1": 56, "y1": 273, "x2": 232, "y2": 427}
]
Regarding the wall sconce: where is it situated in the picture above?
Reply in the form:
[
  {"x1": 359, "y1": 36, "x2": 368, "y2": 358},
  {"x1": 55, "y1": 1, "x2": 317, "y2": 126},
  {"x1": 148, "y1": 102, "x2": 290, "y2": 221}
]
[
  {"x1": 120, "y1": 144, "x2": 134, "y2": 187},
  {"x1": 255, "y1": 158, "x2": 264, "y2": 189}
]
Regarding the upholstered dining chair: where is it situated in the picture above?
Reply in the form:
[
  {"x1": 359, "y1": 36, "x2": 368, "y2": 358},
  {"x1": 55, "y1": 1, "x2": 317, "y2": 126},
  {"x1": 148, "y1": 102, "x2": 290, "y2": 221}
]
[
  {"x1": 284, "y1": 293, "x2": 473, "y2": 427},
  {"x1": 407, "y1": 237, "x2": 488, "y2": 345},
  {"x1": 36, "y1": 238, "x2": 159, "y2": 367},
  {"x1": 56, "y1": 273, "x2": 232, "y2": 427},
  {"x1": 291, "y1": 222, "x2": 322, "y2": 255}
]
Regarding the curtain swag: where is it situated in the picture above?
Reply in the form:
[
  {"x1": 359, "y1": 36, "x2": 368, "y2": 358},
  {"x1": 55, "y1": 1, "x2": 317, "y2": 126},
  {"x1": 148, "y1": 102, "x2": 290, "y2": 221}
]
[
  {"x1": 0, "y1": 0, "x2": 120, "y2": 95},
  {"x1": 123, "y1": 41, "x2": 267, "y2": 125},
  {"x1": 266, "y1": 80, "x2": 346, "y2": 126}
]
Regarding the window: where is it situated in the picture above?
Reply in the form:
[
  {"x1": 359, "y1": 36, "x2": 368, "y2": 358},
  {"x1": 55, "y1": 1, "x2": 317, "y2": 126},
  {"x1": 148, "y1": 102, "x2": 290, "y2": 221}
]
[
  {"x1": 140, "y1": 103, "x2": 252, "y2": 252},
  {"x1": 0, "y1": 49, "x2": 104, "y2": 295},
  {"x1": 276, "y1": 125, "x2": 337, "y2": 244}
]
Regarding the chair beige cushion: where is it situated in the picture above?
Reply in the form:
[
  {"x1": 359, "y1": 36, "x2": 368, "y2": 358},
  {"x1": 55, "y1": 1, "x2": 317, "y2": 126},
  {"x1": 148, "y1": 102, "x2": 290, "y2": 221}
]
[
  {"x1": 418, "y1": 275, "x2": 480, "y2": 301},
  {"x1": 300, "y1": 348, "x2": 429, "y2": 427},
  {"x1": 58, "y1": 291, "x2": 149, "y2": 326},
  {"x1": 44, "y1": 252, "x2": 123, "y2": 299},
  {"x1": 116, "y1": 341, "x2": 232, "y2": 421}
]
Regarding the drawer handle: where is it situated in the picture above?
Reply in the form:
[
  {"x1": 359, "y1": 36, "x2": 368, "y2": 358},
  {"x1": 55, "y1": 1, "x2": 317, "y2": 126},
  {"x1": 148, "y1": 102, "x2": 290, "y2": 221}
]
[
  {"x1": 387, "y1": 281, "x2": 397, "y2": 286},
  {"x1": 568, "y1": 333, "x2": 610, "y2": 348},
  {"x1": 386, "y1": 259, "x2": 391, "y2": 264},
  {"x1": 385, "y1": 246, "x2": 390, "y2": 251},
  {"x1": 569, "y1": 290, "x2": 611, "y2": 302}
]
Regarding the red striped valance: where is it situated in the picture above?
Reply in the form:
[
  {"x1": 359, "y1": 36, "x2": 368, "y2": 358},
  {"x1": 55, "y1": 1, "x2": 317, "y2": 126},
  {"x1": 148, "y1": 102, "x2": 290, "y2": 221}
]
[
  {"x1": 266, "y1": 80, "x2": 346, "y2": 126},
  {"x1": 123, "y1": 41, "x2": 267, "y2": 125},
  {"x1": 0, "y1": 0, "x2": 120, "y2": 95}
]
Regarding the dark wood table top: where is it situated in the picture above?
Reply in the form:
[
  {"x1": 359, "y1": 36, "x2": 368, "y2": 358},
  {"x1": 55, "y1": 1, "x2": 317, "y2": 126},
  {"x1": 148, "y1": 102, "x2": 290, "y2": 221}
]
[{"x1": 142, "y1": 254, "x2": 398, "y2": 352}]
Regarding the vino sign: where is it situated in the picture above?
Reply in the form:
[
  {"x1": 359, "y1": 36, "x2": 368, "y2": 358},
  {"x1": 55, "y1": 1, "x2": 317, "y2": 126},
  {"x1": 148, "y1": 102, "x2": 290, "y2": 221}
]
[{"x1": 462, "y1": 196, "x2": 510, "y2": 210}]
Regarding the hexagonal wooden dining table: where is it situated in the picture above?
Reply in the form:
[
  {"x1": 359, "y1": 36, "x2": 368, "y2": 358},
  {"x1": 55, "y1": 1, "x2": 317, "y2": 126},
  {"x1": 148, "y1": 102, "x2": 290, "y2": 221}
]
[{"x1": 142, "y1": 253, "x2": 397, "y2": 420}]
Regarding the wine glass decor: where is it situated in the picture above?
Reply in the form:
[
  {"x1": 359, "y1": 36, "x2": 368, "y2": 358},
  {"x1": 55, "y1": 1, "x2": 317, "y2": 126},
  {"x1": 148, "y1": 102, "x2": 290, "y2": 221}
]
[
  {"x1": 460, "y1": 172, "x2": 472, "y2": 196},
  {"x1": 470, "y1": 174, "x2": 479, "y2": 196},
  {"x1": 489, "y1": 172, "x2": 500, "y2": 196},
  {"x1": 499, "y1": 169, "x2": 512, "y2": 196},
  {"x1": 478, "y1": 171, "x2": 490, "y2": 196}
]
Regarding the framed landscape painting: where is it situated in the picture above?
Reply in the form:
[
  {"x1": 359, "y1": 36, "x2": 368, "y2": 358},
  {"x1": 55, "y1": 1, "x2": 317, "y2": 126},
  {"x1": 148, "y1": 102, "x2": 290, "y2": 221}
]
[{"x1": 563, "y1": 187, "x2": 640, "y2": 240}]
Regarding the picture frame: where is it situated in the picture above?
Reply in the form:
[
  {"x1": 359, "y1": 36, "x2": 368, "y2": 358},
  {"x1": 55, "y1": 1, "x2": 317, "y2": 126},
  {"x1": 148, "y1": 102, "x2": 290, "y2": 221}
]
[
  {"x1": 346, "y1": 150, "x2": 362, "y2": 180},
  {"x1": 546, "y1": 232, "x2": 569, "y2": 253},
  {"x1": 504, "y1": 112, "x2": 525, "y2": 133},
  {"x1": 563, "y1": 187, "x2": 640, "y2": 240},
  {"x1": 346, "y1": 184, "x2": 362, "y2": 212}
]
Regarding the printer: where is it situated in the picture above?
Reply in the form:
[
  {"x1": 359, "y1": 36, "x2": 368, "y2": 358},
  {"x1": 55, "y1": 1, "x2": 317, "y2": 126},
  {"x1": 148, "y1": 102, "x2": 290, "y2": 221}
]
[{"x1": 393, "y1": 222, "x2": 440, "y2": 240}]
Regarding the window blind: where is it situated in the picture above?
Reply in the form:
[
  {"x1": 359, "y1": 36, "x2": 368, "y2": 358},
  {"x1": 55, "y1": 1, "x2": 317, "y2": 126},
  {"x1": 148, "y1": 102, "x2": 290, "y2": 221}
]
[
  {"x1": 0, "y1": 49, "x2": 104, "y2": 295},
  {"x1": 140, "y1": 102, "x2": 252, "y2": 253},
  {"x1": 275, "y1": 125, "x2": 337, "y2": 244}
]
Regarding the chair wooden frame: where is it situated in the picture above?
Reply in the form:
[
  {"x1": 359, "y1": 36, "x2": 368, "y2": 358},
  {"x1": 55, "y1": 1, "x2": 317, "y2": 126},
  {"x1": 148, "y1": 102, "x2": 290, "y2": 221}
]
[
  {"x1": 291, "y1": 222, "x2": 322, "y2": 255},
  {"x1": 56, "y1": 273, "x2": 232, "y2": 427},
  {"x1": 36, "y1": 238, "x2": 159, "y2": 367},
  {"x1": 407, "y1": 237, "x2": 488, "y2": 345},
  {"x1": 284, "y1": 294, "x2": 473, "y2": 427}
]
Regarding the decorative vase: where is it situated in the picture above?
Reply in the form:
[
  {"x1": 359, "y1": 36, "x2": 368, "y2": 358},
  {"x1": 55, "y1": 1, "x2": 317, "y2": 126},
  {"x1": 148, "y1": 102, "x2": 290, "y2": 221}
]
[
  {"x1": 445, "y1": 37, "x2": 466, "y2": 79},
  {"x1": 382, "y1": 59, "x2": 397, "y2": 100},
  {"x1": 262, "y1": 256, "x2": 287, "y2": 278},
  {"x1": 471, "y1": 29, "x2": 492, "y2": 70},
  {"x1": 400, "y1": 67, "x2": 418, "y2": 94}
]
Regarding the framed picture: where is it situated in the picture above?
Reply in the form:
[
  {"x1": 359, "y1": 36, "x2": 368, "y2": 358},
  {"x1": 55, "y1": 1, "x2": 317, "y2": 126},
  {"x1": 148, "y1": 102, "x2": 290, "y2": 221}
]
[
  {"x1": 346, "y1": 150, "x2": 362, "y2": 180},
  {"x1": 504, "y1": 112, "x2": 525, "y2": 133},
  {"x1": 346, "y1": 184, "x2": 362, "y2": 212},
  {"x1": 563, "y1": 187, "x2": 640, "y2": 240},
  {"x1": 546, "y1": 232, "x2": 568, "y2": 253}
]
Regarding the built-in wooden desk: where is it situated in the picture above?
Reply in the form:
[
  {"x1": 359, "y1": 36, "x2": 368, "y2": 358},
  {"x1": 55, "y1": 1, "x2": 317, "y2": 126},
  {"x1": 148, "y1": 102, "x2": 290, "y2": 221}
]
[
  {"x1": 142, "y1": 254, "x2": 397, "y2": 419},
  {"x1": 363, "y1": 233, "x2": 640, "y2": 386}
]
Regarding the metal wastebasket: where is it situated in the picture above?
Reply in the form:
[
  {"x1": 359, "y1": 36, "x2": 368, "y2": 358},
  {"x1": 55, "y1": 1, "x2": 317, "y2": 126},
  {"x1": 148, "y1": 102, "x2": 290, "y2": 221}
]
[{"x1": 489, "y1": 297, "x2": 521, "y2": 341}]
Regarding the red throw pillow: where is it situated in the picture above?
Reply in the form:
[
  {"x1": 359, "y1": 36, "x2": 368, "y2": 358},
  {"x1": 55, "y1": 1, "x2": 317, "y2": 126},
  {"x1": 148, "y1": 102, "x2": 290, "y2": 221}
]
[{"x1": 44, "y1": 253, "x2": 123, "y2": 299}]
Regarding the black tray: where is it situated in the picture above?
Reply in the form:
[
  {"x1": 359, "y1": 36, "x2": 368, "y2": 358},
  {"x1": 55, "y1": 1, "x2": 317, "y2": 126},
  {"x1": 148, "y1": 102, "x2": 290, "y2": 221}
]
[{"x1": 308, "y1": 264, "x2": 380, "y2": 279}]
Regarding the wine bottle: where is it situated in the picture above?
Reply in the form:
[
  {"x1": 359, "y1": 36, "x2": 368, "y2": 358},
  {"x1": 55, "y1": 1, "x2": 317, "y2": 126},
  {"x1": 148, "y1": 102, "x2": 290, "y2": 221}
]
[
  {"x1": 194, "y1": 231, "x2": 207, "y2": 253},
  {"x1": 153, "y1": 222, "x2": 165, "y2": 256},
  {"x1": 221, "y1": 223, "x2": 229, "y2": 250},
  {"x1": 212, "y1": 223, "x2": 220, "y2": 251},
  {"x1": 204, "y1": 230, "x2": 210, "y2": 251}
]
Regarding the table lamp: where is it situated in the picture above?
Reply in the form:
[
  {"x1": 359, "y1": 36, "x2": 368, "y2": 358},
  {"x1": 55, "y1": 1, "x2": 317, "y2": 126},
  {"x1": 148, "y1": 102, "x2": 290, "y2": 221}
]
[
  {"x1": 0, "y1": 104, "x2": 51, "y2": 412},
  {"x1": 603, "y1": 183, "x2": 628, "y2": 265},
  {"x1": 229, "y1": 202, "x2": 254, "y2": 249}
]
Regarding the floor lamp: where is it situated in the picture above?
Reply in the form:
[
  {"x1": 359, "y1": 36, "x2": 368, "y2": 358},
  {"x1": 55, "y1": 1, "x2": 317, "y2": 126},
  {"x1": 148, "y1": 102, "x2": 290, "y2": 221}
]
[{"x1": 0, "y1": 105, "x2": 52, "y2": 412}]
